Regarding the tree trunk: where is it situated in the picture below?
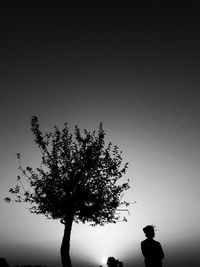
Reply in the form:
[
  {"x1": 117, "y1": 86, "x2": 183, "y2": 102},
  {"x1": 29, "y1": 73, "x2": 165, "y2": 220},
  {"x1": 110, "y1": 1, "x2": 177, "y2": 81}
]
[{"x1": 60, "y1": 217, "x2": 73, "y2": 267}]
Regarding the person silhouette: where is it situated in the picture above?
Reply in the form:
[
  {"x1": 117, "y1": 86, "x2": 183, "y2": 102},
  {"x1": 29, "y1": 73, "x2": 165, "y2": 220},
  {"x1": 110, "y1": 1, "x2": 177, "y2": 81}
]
[
  {"x1": 118, "y1": 261, "x2": 123, "y2": 267},
  {"x1": 141, "y1": 225, "x2": 164, "y2": 267},
  {"x1": 107, "y1": 257, "x2": 119, "y2": 267}
]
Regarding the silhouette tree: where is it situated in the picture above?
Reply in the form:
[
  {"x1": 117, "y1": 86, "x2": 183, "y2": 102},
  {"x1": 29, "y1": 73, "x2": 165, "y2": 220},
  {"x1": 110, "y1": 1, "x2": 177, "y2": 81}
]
[
  {"x1": 0, "y1": 258, "x2": 9, "y2": 267},
  {"x1": 5, "y1": 116, "x2": 130, "y2": 267}
]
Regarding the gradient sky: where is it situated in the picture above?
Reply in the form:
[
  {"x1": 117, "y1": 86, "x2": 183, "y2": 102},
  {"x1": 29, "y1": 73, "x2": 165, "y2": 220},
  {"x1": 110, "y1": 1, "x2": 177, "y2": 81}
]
[{"x1": 1, "y1": 2, "x2": 200, "y2": 267}]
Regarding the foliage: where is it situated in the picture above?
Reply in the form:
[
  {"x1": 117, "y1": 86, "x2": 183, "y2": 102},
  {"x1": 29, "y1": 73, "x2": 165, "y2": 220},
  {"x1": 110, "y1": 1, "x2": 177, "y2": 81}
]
[{"x1": 6, "y1": 116, "x2": 130, "y2": 226}]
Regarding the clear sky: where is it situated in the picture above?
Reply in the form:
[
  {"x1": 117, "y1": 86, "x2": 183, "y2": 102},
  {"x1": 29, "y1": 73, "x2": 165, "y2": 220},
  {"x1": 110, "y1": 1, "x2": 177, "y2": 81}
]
[{"x1": 1, "y1": 2, "x2": 200, "y2": 267}]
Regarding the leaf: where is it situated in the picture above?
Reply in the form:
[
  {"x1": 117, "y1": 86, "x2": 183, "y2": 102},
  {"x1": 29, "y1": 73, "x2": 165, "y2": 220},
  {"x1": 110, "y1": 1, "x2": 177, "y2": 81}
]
[{"x1": 4, "y1": 197, "x2": 11, "y2": 203}]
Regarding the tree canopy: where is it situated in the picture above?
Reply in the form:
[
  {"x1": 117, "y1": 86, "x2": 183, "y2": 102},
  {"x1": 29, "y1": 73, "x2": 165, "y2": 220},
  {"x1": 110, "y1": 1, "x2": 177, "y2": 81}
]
[{"x1": 6, "y1": 116, "x2": 130, "y2": 226}]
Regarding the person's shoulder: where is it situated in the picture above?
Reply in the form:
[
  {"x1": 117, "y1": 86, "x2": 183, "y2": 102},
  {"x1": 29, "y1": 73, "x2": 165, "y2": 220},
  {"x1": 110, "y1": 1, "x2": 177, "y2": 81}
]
[
  {"x1": 153, "y1": 239, "x2": 161, "y2": 245},
  {"x1": 141, "y1": 239, "x2": 148, "y2": 244}
]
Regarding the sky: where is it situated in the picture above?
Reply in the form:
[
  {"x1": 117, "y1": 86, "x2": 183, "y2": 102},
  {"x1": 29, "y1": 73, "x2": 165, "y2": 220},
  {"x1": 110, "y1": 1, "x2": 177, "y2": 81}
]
[{"x1": 1, "y1": 2, "x2": 200, "y2": 267}]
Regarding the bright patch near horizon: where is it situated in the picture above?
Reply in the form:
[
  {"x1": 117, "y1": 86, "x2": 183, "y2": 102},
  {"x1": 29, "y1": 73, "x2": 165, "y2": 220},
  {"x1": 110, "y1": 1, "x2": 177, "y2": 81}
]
[{"x1": 102, "y1": 256, "x2": 108, "y2": 265}]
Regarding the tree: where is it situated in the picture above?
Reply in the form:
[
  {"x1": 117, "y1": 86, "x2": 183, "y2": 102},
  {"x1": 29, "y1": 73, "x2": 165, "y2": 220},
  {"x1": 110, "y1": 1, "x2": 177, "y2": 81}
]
[{"x1": 6, "y1": 116, "x2": 130, "y2": 267}]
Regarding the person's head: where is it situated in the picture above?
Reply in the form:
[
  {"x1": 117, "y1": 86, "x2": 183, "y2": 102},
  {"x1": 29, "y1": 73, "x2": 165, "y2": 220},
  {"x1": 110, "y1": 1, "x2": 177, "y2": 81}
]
[
  {"x1": 107, "y1": 257, "x2": 117, "y2": 267},
  {"x1": 143, "y1": 225, "x2": 155, "y2": 238}
]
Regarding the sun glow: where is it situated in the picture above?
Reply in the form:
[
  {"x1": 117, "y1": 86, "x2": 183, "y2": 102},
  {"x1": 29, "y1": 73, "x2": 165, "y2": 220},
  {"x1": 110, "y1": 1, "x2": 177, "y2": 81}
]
[{"x1": 102, "y1": 256, "x2": 108, "y2": 266}]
